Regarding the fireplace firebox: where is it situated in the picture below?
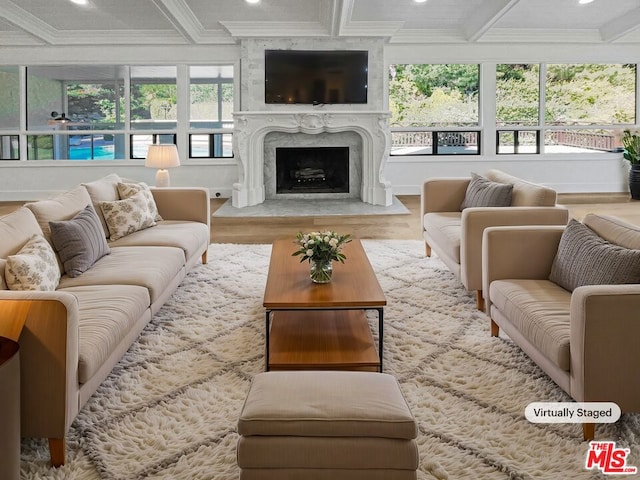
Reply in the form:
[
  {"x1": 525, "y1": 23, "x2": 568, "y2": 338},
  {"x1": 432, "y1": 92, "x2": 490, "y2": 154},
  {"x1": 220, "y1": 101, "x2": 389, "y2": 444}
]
[{"x1": 276, "y1": 147, "x2": 349, "y2": 195}]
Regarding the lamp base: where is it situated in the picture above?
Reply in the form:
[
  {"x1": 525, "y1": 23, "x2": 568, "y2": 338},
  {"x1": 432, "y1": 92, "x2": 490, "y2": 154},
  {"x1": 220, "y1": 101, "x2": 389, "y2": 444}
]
[{"x1": 155, "y1": 169, "x2": 170, "y2": 188}]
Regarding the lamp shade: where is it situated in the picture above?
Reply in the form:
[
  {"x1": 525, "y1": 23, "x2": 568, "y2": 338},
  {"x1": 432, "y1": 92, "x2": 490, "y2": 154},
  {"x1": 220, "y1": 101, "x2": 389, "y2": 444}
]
[{"x1": 145, "y1": 144, "x2": 180, "y2": 169}]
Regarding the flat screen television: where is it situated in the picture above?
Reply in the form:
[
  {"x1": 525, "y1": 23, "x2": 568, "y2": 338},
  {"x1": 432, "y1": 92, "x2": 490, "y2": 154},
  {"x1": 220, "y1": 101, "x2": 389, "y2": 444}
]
[{"x1": 265, "y1": 50, "x2": 368, "y2": 105}]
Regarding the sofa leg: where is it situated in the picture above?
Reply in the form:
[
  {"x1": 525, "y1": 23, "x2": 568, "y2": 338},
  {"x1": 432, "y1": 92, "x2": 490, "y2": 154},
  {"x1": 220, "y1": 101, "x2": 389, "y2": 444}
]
[
  {"x1": 425, "y1": 242, "x2": 431, "y2": 257},
  {"x1": 583, "y1": 423, "x2": 595, "y2": 441},
  {"x1": 490, "y1": 319, "x2": 499, "y2": 337},
  {"x1": 49, "y1": 438, "x2": 65, "y2": 467},
  {"x1": 201, "y1": 250, "x2": 208, "y2": 264},
  {"x1": 476, "y1": 290, "x2": 485, "y2": 311}
]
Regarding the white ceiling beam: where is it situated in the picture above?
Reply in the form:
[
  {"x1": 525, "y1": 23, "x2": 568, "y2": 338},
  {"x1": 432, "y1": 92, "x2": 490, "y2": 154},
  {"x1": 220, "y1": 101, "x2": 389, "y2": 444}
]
[
  {"x1": 463, "y1": 0, "x2": 521, "y2": 42},
  {"x1": 600, "y1": 7, "x2": 640, "y2": 43},
  {"x1": 151, "y1": 0, "x2": 205, "y2": 44},
  {"x1": 0, "y1": 0, "x2": 58, "y2": 44},
  {"x1": 319, "y1": 0, "x2": 341, "y2": 37}
]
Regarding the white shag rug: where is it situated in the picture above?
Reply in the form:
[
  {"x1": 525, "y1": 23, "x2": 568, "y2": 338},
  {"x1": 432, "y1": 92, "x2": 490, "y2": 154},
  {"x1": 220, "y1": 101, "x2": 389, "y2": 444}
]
[{"x1": 20, "y1": 241, "x2": 640, "y2": 480}]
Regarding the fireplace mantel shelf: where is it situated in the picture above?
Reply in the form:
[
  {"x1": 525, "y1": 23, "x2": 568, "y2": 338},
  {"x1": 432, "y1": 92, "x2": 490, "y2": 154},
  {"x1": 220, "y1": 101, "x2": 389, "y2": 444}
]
[{"x1": 231, "y1": 111, "x2": 393, "y2": 208}]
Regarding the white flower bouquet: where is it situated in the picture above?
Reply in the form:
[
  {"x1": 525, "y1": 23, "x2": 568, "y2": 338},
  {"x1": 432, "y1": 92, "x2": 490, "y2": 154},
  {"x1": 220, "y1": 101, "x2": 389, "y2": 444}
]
[{"x1": 292, "y1": 231, "x2": 352, "y2": 283}]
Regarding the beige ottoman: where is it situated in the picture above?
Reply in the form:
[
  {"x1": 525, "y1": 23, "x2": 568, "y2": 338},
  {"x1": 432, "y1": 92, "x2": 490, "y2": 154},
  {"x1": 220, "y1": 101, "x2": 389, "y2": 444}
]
[{"x1": 237, "y1": 371, "x2": 418, "y2": 480}]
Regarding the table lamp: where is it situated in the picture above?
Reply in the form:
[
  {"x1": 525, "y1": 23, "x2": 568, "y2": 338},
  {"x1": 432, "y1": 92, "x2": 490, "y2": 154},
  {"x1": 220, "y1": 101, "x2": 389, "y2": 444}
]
[{"x1": 145, "y1": 144, "x2": 180, "y2": 187}]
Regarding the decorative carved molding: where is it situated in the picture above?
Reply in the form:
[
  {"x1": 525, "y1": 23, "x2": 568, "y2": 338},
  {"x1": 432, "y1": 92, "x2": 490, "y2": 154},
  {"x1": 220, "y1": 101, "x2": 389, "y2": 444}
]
[{"x1": 231, "y1": 111, "x2": 392, "y2": 208}]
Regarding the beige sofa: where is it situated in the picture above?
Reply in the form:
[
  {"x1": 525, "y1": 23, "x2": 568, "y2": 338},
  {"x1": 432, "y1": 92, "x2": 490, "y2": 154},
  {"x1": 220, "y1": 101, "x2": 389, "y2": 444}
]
[
  {"x1": 421, "y1": 169, "x2": 569, "y2": 309},
  {"x1": 483, "y1": 214, "x2": 640, "y2": 440},
  {"x1": 0, "y1": 174, "x2": 210, "y2": 466}
]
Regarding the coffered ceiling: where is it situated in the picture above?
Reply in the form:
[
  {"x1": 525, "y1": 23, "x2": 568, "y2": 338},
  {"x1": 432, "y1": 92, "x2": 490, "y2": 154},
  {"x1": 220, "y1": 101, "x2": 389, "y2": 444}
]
[{"x1": 1, "y1": 0, "x2": 639, "y2": 46}]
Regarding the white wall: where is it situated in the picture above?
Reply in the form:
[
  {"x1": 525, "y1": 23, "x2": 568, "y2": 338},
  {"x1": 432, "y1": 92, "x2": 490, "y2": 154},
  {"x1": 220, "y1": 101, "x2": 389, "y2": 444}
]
[{"x1": 0, "y1": 42, "x2": 638, "y2": 201}]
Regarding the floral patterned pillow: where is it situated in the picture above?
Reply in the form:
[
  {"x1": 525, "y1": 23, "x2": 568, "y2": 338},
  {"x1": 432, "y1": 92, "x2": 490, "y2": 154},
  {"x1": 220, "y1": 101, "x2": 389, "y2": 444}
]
[
  {"x1": 99, "y1": 191, "x2": 157, "y2": 241},
  {"x1": 5, "y1": 234, "x2": 61, "y2": 291},
  {"x1": 117, "y1": 182, "x2": 162, "y2": 222}
]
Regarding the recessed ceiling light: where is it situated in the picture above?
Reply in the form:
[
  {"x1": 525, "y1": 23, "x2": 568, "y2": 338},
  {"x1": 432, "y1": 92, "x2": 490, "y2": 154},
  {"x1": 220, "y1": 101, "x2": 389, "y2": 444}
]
[
  {"x1": 70, "y1": 0, "x2": 89, "y2": 5},
  {"x1": 413, "y1": 0, "x2": 428, "y2": 3},
  {"x1": 246, "y1": 0, "x2": 260, "y2": 4},
  {"x1": 578, "y1": 0, "x2": 594, "y2": 4}
]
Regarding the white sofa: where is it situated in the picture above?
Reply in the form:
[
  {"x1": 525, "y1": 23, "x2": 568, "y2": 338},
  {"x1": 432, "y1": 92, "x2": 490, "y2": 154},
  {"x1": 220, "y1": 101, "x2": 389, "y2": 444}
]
[
  {"x1": 421, "y1": 169, "x2": 569, "y2": 309},
  {"x1": 0, "y1": 174, "x2": 210, "y2": 466},
  {"x1": 483, "y1": 214, "x2": 640, "y2": 439}
]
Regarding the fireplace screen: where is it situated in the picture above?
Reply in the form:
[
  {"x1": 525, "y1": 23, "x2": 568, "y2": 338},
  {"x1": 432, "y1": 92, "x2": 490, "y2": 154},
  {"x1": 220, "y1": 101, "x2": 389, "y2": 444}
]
[{"x1": 276, "y1": 147, "x2": 349, "y2": 194}]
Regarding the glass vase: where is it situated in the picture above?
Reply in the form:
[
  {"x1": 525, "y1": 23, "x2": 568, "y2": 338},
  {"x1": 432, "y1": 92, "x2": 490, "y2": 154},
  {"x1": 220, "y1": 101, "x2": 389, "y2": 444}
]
[{"x1": 310, "y1": 259, "x2": 333, "y2": 284}]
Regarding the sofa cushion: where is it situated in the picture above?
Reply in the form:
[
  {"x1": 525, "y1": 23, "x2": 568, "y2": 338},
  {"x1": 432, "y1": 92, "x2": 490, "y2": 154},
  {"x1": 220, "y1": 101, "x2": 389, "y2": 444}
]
[
  {"x1": 460, "y1": 173, "x2": 513, "y2": 210},
  {"x1": 238, "y1": 371, "x2": 417, "y2": 439},
  {"x1": 82, "y1": 173, "x2": 122, "y2": 238},
  {"x1": 549, "y1": 219, "x2": 640, "y2": 292},
  {"x1": 107, "y1": 220, "x2": 209, "y2": 262},
  {"x1": 59, "y1": 284, "x2": 150, "y2": 384},
  {"x1": 49, "y1": 205, "x2": 110, "y2": 278},
  {"x1": 489, "y1": 279, "x2": 572, "y2": 371},
  {"x1": 5, "y1": 234, "x2": 61, "y2": 291},
  {"x1": 99, "y1": 192, "x2": 157, "y2": 241},
  {"x1": 583, "y1": 214, "x2": 640, "y2": 249},
  {"x1": 485, "y1": 169, "x2": 557, "y2": 207},
  {"x1": 57, "y1": 246, "x2": 184, "y2": 303},
  {"x1": 117, "y1": 182, "x2": 162, "y2": 222},
  {"x1": 423, "y1": 212, "x2": 462, "y2": 263},
  {"x1": 0, "y1": 207, "x2": 43, "y2": 259},
  {"x1": 24, "y1": 186, "x2": 92, "y2": 242}
]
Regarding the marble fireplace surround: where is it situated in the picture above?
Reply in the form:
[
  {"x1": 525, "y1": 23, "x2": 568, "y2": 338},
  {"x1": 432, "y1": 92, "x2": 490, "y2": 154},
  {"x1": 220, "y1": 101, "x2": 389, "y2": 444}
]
[{"x1": 231, "y1": 111, "x2": 393, "y2": 208}]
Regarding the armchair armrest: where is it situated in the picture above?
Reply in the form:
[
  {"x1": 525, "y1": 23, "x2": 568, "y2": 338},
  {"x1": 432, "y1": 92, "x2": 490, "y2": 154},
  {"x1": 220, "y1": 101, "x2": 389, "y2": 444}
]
[
  {"x1": 460, "y1": 207, "x2": 569, "y2": 290},
  {"x1": 482, "y1": 225, "x2": 565, "y2": 310},
  {"x1": 420, "y1": 178, "x2": 470, "y2": 225},
  {"x1": 0, "y1": 291, "x2": 79, "y2": 438},
  {"x1": 569, "y1": 284, "x2": 640, "y2": 411},
  {"x1": 461, "y1": 207, "x2": 568, "y2": 291},
  {"x1": 150, "y1": 187, "x2": 210, "y2": 227}
]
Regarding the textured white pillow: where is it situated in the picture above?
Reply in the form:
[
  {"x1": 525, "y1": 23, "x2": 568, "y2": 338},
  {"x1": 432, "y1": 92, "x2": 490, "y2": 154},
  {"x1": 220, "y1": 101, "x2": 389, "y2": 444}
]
[
  {"x1": 5, "y1": 234, "x2": 61, "y2": 291},
  {"x1": 117, "y1": 182, "x2": 162, "y2": 222},
  {"x1": 99, "y1": 191, "x2": 157, "y2": 241}
]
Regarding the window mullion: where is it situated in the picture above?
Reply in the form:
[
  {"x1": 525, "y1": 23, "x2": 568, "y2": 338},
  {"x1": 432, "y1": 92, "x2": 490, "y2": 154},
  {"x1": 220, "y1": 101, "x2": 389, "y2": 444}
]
[{"x1": 539, "y1": 63, "x2": 547, "y2": 154}]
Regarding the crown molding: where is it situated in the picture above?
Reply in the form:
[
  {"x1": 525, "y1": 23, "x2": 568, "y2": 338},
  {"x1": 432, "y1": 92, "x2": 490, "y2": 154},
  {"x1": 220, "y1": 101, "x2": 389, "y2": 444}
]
[
  {"x1": 389, "y1": 29, "x2": 466, "y2": 44},
  {"x1": 479, "y1": 28, "x2": 603, "y2": 44},
  {"x1": 52, "y1": 30, "x2": 189, "y2": 46},
  {"x1": 220, "y1": 21, "x2": 329, "y2": 38}
]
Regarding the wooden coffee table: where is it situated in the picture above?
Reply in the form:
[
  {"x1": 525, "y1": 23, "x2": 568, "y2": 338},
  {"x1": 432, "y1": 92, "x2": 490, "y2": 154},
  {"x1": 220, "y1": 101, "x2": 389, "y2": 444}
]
[{"x1": 263, "y1": 238, "x2": 386, "y2": 372}]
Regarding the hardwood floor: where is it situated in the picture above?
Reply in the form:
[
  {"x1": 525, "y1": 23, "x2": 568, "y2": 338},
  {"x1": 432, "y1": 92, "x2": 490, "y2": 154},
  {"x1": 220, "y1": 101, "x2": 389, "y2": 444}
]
[
  {"x1": 1, "y1": 194, "x2": 638, "y2": 244},
  {"x1": 210, "y1": 193, "x2": 640, "y2": 244}
]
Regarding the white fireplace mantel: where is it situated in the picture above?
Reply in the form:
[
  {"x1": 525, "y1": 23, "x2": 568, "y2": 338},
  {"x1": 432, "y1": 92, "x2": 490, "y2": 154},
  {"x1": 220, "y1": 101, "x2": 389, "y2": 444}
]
[{"x1": 231, "y1": 111, "x2": 393, "y2": 208}]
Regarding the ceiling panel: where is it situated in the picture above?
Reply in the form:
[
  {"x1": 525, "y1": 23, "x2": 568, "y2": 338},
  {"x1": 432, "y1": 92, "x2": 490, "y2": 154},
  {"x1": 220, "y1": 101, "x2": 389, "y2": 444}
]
[
  {"x1": 0, "y1": 0, "x2": 639, "y2": 45},
  {"x1": 16, "y1": 0, "x2": 174, "y2": 31},
  {"x1": 494, "y1": 0, "x2": 640, "y2": 29},
  {"x1": 186, "y1": 0, "x2": 321, "y2": 30},
  {"x1": 351, "y1": 0, "x2": 484, "y2": 29}
]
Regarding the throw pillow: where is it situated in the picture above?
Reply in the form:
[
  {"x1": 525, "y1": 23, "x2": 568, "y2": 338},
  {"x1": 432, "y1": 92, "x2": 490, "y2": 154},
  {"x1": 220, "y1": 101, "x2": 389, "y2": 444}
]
[
  {"x1": 549, "y1": 219, "x2": 640, "y2": 292},
  {"x1": 49, "y1": 205, "x2": 110, "y2": 278},
  {"x1": 0, "y1": 259, "x2": 7, "y2": 290},
  {"x1": 460, "y1": 173, "x2": 513, "y2": 210},
  {"x1": 117, "y1": 182, "x2": 163, "y2": 221},
  {"x1": 99, "y1": 191, "x2": 157, "y2": 241},
  {"x1": 5, "y1": 234, "x2": 61, "y2": 291}
]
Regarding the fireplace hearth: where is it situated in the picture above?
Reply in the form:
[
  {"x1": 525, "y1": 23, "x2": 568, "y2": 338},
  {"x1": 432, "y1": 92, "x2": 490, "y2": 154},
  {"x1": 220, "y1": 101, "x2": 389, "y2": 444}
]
[{"x1": 276, "y1": 147, "x2": 349, "y2": 195}]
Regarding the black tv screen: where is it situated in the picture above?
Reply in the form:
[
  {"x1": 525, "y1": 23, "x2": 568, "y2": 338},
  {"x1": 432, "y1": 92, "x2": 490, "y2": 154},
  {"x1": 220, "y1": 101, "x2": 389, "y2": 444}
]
[{"x1": 265, "y1": 50, "x2": 368, "y2": 105}]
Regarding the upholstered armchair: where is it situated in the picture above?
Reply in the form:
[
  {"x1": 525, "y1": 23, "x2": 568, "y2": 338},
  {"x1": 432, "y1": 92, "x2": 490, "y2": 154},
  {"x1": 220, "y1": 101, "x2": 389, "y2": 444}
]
[
  {"x1": 482, "y1": 215, "x2": 640, "y2": 439},
  {"x1": 421, "y1": 169, "x2": 569, "y2": 310}
]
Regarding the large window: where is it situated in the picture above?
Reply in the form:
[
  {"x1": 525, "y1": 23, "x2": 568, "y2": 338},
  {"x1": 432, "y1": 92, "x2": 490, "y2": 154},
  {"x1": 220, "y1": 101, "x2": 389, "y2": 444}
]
[
  {"x1": 389, "y1": 64, "x2": 480, "y2": 155},
  {"x1": 189, "y1": 66, "x2": 233, "y2": 158},
  {"x1": 130, "y1": 66, "x2": 177, "y2": 131},
  {"x1": 9, "y1": 64, "x2": 234, "y2": 161},
  {"x1": 496, "y1": 63, "x2": 636, "y2": 154}
]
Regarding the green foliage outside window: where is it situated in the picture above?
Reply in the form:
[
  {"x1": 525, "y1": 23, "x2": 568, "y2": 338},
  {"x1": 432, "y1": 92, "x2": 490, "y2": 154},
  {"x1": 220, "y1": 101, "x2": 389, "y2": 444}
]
[{"x1": 389, "y1": 64, "x2": 479, "y2": 127}]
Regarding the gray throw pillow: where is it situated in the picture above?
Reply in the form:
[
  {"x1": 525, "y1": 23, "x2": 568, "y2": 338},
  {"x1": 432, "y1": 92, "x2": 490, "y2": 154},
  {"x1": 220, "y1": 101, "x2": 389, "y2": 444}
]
[
  {"x1": 49, "y1": 205, "x2": 110, "y2": 278},
  {"x1": 549, "y1": 219, "x2": 640, "y2": 292},
  {"x1": 460, "y1": 173, "x2": 513, "y2": 210}
]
